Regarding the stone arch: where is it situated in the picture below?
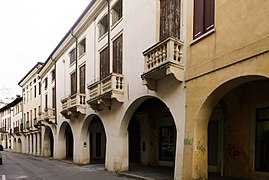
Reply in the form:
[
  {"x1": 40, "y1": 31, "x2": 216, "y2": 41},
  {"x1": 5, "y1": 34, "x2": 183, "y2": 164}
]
[
  {"x1": 79, "y1": 114, "x2": 107, "y2": 165},
  {"x1": 44, "y1": 126, "x2": 54, "y2": 157},
  {"x1": 118, "y1": 95, "x2": 176, "y2": 176},
  {"x1": 13, "y1": 138, "x2": 17, "y2": 152},
  {"x1": 58, "y1": 121, "x2": 74, "y2": 160},
  {"x1": 192, "y1": 75, "x2": 269, "y2": 179}
]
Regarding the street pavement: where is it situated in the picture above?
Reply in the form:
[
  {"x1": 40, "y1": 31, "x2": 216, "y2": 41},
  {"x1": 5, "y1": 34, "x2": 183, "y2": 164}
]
[{"x1": 0, "y1": 151, "x2": 132, "y2": 180}]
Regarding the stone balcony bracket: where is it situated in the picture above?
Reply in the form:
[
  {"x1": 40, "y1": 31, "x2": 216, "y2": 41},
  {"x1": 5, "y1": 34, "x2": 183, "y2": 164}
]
[
  {"x1": 141, "y1": 37, "x2": 184, "y2": 91},
  {"x1": 87, "y1": 73, "x2": 124, "y2": 111},
  {"x1": 61, "y1": 93, "x2": 86, "y2": 119},
  {"x1": 43, "y1": 108, "x2": 56, "y2": 124}
]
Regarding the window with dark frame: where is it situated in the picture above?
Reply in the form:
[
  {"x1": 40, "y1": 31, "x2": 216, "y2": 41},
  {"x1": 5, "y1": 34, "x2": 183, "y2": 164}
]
[
  {"x1": 79, "y1": 38, "x2": 86, "y2": 57},
  {"x1": 69, "y1": 48, "x2": 77, "y2": 65},
  {"x1": 112, "y1": 0, "x2": 122, "y2": 25},
  {"x1": 159, "y1": 126, "x2": 176, "y2": 161},
  {"x1": 160, "y1": 0, "x2": 181, "y2": 41},
  {"x1": 99, "y1": 14, "x2": 108, "y2": 38},
  {"x1": 193, "y1": 0, "x2": 215, "y2": 39},
  {"x1": 255, "y1": 107, "x2": 269, "y2": 172},
  {"x1": 71, "y1": 72, "x2": 77, "y2": 96},
  {"x1": 39, "y1": 82, "x2": 41, "y2": 95},
  {"x1": 52, "y1": 87, "x2": 56, "y2": 108},
  {"x1": 79, "y1": 65, "x2": 86, "y2": 94},
  {"x1": 45, "y1": 94, "x2": 48, "y2": 110},
  {"x1": 100, "y1": 47, "x2": 109, "y2": 80},
  {"x1": 34, "y1": 85, "x2": 36, "y2": 98},
  {"x1": 44, "y1": 78, "x2": 48, "y2": 90},
  {"x1": 51, "y1": 69, "x2": 55, "y2": 82},
  {"x1": 113, "y1": 34, "x2": 123, "y2": 74}
]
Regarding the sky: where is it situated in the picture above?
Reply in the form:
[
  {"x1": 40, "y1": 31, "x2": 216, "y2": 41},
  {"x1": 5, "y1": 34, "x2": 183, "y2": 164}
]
[{"x1": 0, "y1": 0, "x2": 93, "y2": 103}]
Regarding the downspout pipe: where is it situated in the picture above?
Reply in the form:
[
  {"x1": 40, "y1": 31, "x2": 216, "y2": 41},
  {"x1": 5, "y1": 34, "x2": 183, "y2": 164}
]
[
  {"x1": 71, "y1": 30, "x2": 79, "y2": 95},
  {"x1": 51, "y1": 57, "x2": 57, "y2": 125},
  {"x1": 107, "y1": 0, "x2": 111, "y2": 74}
]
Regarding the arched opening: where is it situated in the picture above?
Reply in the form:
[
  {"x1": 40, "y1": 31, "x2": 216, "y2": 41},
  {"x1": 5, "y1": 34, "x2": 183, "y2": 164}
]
[
  {"x1": 88, "y1": 116, "x2": 106, "y2": 164},
  {"x1": 65, "y1": 124, "x2": 74, "y2": 160},
  {"x1": 127, "y1": 97, "x2": 176, "y2": 178},
  {"x1": 18, "y1": 138, "x2": 22, "y2": 153},
  {"x1": 13, "y1": 138, "x2": 17, "y2": 152},
  {"x1": 193, "y1": 76, "x2": 269, "y2": 179},
  {"x1": 44, "y1": 127, "x2": 54, "y2": 157}
]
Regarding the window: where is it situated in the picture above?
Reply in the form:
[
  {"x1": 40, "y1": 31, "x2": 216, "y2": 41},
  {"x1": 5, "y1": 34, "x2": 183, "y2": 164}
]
[
  {"x1": 34, "y1": 85, "x2": 36, "y2": 98},
  {"x1": 44, "y1": 78, "x2": 48, "y2": 90},
  {"x1": 112, "y1": 0, "x2": 122, "y2": 25},
  {"x1": 113, "y1": 35, "x2": 123, "y2": 74},
  {"x1": 51, "y1": 69, "x2": 55, "y2": 82},
  {"x1": 160, "y1": 0, "x2": 180, "y2": 41},
  {"x1": 39, "y1": 82, "x2": 41, "y2": 95},
  {"x1": 78, "y1": 38, "x2": 86, "y2": 57},
  {"x1": 52, "y1": 88, "x2": 56, "y2": 108},
  {"x1": 71, "y1": 72, "x2": 77, "y2": 95},
  {"x1": 99, "y1": 14, "x2": 108, "y2": 38},
  {"x1": 79, "y1": 65, "x2": 86, "y2": 94},
  {"x1": 159, "y1": 126, "x2": 176, "y2": 161},
  {"x1": 69, "y1": 48, "x2": 77, "y2": 65},
  {"x1": 100, "y1": 47, "x2": 109, "y2": 80},
  {"x1": 45, "y1": 94, "x2": 48, "y2": 110},
  {"x1": 255, "y1": 107, "x2": 269, "y2": 172},
  {"x1": 193, "y1": 0, "x2": 215, "y2": 39}
]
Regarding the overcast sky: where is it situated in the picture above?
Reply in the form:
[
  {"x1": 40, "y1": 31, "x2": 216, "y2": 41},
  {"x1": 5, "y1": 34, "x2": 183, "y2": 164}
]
[{"x1": 0, "y1": 0, "x2": 92, "y2": 102}]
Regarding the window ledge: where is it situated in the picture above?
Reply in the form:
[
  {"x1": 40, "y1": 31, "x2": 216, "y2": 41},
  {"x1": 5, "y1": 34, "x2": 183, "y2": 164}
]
[
  {"x1": 79, "y1": 53, "x2": 86, "y2": 59},
  {"x1": 98, "y1": 32, "x2": 108, "y2": 42},
  {"x1": 111, "y1": 17, "x2": 123, "y2": 31},
  {"x1": 190, "y1": 29, "x2": 215, "y2": 45}
]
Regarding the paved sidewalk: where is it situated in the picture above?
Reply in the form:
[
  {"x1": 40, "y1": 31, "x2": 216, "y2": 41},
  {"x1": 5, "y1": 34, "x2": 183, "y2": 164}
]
[{"x1": 118, "y1": 164, "x2": 174, "y2": 180}]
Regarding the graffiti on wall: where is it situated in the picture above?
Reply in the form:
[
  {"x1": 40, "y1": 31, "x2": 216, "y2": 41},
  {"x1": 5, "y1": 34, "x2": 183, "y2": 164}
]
[
  {"x1": 194, "y1": 137, "x2": 207, "y2": 159},
  {"x1": 227, "y1": 143, "x2": 241, "y2": 160}
]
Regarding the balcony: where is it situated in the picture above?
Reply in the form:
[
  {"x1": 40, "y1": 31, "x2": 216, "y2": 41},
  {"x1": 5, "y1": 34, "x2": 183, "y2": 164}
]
[
  {"x1": 61, "y1": 93, "x2": 86, "y2": 119},
  {"x1": 14, "y1": 127, "x2": 19, "y2": 133},
  {"x1": 141, "y1": 37, "x2": 184, "y2": 91},
  {"x1": 43, "y1": 108, "x2": 56, "y2": 124},
  {"x1": 0, "y1": 127, "x2": 7, "y2": 133},
  {"x1": 25, "y1": 121, "x2": 30, "y2": 130},
  {"x1": 20, "y1": 123, "x2": 24, "y2": 132},
  {"x1": 87, "y1": 73, "x2": 124, "y2": 110}
]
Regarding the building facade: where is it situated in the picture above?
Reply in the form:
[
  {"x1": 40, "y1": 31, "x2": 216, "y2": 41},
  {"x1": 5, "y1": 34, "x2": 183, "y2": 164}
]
[
  {"x1": 1, "y1": 0, "x2": 185, "y2": 179},
  {"x1": 18, "y1": 62, "x2": 43, "y2": 155},
  {"x1": 0, "y1": 96, "x2": 22, "y2": 151},
  {"x1": 184, "y1": 0, "x2": 269, "y2": 179}
]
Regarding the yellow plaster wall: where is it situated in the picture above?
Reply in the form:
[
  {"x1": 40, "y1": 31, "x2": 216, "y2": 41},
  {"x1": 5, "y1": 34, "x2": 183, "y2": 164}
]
[{"x1": 186, "y1": 0, "x2": 269, "y2": 81}]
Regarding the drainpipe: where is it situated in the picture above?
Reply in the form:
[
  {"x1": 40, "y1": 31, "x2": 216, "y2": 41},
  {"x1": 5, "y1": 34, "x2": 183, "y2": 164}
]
[
  {"x1": 71, "y1": 30, "x2": 79, "y2": 95},
  {"x1": 107, "y1": 0, "x2": 111, "y2": 74},
  {"x1": 51, "y1": 57, "x2": 57, "y2": 125}
]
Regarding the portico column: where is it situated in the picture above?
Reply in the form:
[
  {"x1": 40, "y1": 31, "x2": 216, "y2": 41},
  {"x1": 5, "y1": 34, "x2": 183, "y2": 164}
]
[
  {"x1": 26, "y1": 135, "x2": 29, "y2": 154},
  {"x1": 33, "y1": 133, "x2": 37, "y2": 155},
  {"x1": 29, "y1": 134, "x2": 32, "y2": 154},
  {"x1": 37, "y1": 132, "x2": 41, "y2": 156}
]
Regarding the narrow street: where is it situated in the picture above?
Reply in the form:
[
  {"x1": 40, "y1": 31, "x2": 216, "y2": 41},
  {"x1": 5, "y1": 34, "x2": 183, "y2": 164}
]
[{"x1": 0, "y1": 151, "x2": 131, "y2": 180}]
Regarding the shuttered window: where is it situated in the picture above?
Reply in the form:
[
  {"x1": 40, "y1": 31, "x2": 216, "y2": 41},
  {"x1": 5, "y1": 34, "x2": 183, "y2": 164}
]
[
  {"x1": 79, "y1": 65, "x2": 86, "y2": 94},
  {"x1": 113, "y1": 35, "x2": 122, "y2": 74},
  {"x1": 193, "y1": 0, "x2": 215, "y2": 39},
  {"x1": 100, "y1": 47, "x2": 109, "y2": 80},
  {"x1": 71, "y1": 72, "x2": 77, "y2": 95},
  {"x1": 160, "y1": 0, "x2": 180, "y2": 41},
  {"x1": 69, "y1": 48, "x2": 77, "y2": 65},
  {"x1": 52, "y1": 87, "x2": 56, "y2": 108}
]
